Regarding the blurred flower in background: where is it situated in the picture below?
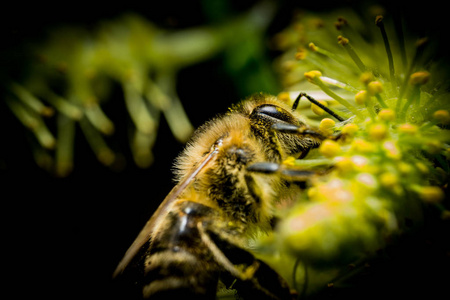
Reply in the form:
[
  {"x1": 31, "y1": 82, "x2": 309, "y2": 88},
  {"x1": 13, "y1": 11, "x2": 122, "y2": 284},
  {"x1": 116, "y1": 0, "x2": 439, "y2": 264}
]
[{"x1": 2, "y1": 2, "x2": 279, "y2": 176}]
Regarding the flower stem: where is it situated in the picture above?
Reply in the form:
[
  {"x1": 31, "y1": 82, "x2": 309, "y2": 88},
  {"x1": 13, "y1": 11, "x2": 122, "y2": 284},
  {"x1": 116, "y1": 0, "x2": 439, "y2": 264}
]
[
  {"x1": 338, "y1": 36, "x2": 366, "y2": 73},
  {"x1": 10, "y1": 82, "x2": 54, "y2": 117},
  {"x1": 396, "y1": 38, "x2": 428, "y2": 114},
  {"x1": 376, "y1": 15, "x2": 396, "y2": 90},
  {"x1": 313, "y1": 77, "x2": 361, "y2": 117}
]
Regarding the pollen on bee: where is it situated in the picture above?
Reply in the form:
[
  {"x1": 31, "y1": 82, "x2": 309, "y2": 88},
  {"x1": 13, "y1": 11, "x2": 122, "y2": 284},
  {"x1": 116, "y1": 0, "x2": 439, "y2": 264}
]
[{"x1": 283, "y1": 156, "x2": 296, "y2": 166}]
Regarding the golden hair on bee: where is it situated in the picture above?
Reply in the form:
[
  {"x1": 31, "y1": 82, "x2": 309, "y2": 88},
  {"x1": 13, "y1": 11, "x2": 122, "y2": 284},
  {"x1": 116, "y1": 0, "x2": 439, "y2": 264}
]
[
  {"x1": 114, "y1": 92, "x2": 338, "y2": 300},
  {"x1": 172, "y1": 93, "x2": 322, "y2": 236},
  {"x1": 174, "y1": 107, "x2": 278, "y2": 235}
]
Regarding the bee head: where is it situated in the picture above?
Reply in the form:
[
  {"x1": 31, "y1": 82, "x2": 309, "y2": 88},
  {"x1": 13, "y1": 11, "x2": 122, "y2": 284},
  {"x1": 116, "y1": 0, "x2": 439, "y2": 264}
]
[{"x1": 247, "y1": 98, "x2": 319, "y2": 160}]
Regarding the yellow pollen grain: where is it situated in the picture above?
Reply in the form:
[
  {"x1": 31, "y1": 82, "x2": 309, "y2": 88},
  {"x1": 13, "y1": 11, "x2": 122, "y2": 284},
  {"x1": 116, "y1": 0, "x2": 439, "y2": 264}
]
[
  {"x1": 304, "y1": 70, "x2": 322, "y2": 83},
  {"x1": 311, "y1": 100, "x2": 328, "y2": 116}
]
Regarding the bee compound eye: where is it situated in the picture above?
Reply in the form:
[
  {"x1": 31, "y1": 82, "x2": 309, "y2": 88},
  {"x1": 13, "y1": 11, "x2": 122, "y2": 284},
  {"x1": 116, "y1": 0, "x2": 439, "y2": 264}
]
[{"x1": 251, "y1": 104, "x2": 296, "y2": 124}]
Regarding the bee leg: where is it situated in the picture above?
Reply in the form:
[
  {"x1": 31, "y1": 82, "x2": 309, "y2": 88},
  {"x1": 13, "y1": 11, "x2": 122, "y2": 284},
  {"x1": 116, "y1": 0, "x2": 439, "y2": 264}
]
[
  {"x1": 197, "y1": 221, "x2": 258, "y2": 281},
  {"x1": 272, "y1": 123, "x2": 326, "y2": 139},
  {"x1": 247, "y1": 162, "x2": 315, "y2": 182},
  {"x1": 197, "y1": 222, "x2": 293, "y2": 300},
  {"x1": 291, "y1": 92, "x2": 347, "y2": 122},
  {"x1": 272, "y1": 122, "x2": 343, "y2": 144}
]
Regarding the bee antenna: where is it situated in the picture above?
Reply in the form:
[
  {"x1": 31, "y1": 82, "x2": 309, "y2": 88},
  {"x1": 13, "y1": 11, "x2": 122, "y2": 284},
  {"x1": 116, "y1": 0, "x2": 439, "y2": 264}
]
[{"x1": 292, "y1": 92, "x2": 346, "y2": 122}]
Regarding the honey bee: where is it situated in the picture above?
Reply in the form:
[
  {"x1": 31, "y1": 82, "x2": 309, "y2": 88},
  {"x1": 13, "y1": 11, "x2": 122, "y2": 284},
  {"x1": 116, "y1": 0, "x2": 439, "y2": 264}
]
[{"x1": 113, "y1": 92, "x2": 344, "y2": 299}]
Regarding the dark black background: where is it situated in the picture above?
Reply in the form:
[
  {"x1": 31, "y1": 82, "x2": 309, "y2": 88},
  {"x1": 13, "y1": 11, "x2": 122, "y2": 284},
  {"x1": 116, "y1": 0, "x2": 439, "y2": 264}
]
[{"x1": 1, "y1": 1, "x2": 448, "y2": 299}]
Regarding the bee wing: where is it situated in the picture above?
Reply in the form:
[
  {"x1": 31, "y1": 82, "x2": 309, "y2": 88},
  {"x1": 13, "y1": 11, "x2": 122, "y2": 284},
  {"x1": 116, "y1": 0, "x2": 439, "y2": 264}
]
[{"x1": 113, "y1": 138, "x2": 223, "y2": 277}]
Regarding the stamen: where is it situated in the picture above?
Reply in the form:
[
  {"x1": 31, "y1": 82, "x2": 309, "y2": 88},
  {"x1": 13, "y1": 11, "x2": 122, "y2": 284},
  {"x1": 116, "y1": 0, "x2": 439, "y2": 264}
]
[
  {"x1": 396, "y1": 37, "x2": 428, "y2": 114},
  {"x1": 43, "y1": 89, "x2": 83, "y2": 120},
  {"x1": 131, "y1": 130, "x2": 155, "y2": 168},
  {"x1": 55, "y1": 114, "x2": 75, "y2": 177},
  {"x1": 337, "y1": 36, "x2": 366, "y2": 72},
  {"x1": 367, "y1": 81, "x2": 388, "y2": 108},
  {"x1": 320, "y1": 76, "x2": 359, "y2": 93},
  {"x1": 375, "y1": 15, "x2": 396, "y2": 89},
  {"x1": 6, "y1": 98, "x2": 55, "y2": 149},
  {"x1": 308, "y1": 42, "x2": 351, "y2": 69},
  {"x1": 400, "y1": 71, "x2": 430, "y2": 119},
  {"x1": 123, "y1": 81, "x2": 156, "y2": 134},
  {"x1": 84, "y1": 102, "x2": 115, "y2": 135},
  {"x1": 145, "y1": 76, "x2": 194, "y2": 143},
  {"x1": 10, "y1": 82, "x2": 54, "y2": 117},
  {"x1": 79, "y1": 117, "x2": 115, "y2": 166},
  {"x1": 303, "y1": 72, "x2": 361, "y2": 118}
]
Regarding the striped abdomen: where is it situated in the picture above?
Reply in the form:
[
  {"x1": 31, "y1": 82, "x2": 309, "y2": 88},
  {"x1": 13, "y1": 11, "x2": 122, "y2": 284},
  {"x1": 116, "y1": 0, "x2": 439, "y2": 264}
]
[{"x1": 141, "y1": 201, "x2": 220, "y2": 299}]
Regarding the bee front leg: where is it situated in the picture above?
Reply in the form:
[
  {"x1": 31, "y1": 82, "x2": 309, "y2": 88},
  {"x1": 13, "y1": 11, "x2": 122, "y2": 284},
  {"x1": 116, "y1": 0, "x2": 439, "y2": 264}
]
[
  {"x1": 247, "y1": 162, "x2": 316, "y2": 182},
  {"x1": 271, "y1": 122, "x2": 343, "y2": 158}
]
